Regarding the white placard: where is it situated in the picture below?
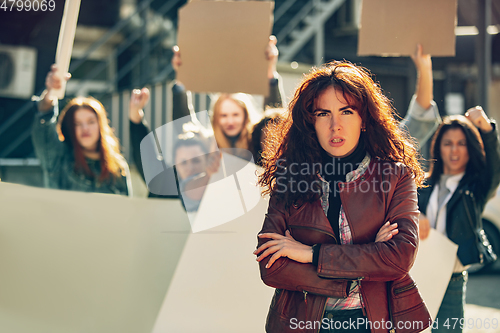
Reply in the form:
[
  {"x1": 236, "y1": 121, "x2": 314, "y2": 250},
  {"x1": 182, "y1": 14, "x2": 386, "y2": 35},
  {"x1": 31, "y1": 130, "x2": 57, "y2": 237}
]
[
  {"x1": 151, "y1": 196, "x2": 273, "y2": 333},
  {"x1": 53, "y1": 0, "x2": 82, "y2": 99},
  {"x1": 0, "y1": 182, "x2": 189, "y2": 333},
  {"x1": 410, "y1": 229, "x2": 459, "y2": 320}
]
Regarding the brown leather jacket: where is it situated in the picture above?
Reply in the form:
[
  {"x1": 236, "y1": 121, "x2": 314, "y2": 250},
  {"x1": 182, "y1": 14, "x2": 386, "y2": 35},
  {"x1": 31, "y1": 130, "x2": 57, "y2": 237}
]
[{"x1": 257, "y1": 160, "x2": 431, "y2": 333}]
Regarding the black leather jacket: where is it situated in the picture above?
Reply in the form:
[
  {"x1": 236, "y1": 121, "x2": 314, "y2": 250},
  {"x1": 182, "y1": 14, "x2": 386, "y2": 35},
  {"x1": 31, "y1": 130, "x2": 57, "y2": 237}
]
[{"x1": 418, "y1": 123, "x2": 500, "y2": 265}]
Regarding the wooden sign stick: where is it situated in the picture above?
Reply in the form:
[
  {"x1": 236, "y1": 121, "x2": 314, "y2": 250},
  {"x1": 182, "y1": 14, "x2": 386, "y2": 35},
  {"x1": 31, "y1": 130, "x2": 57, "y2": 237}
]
[{"x1": 53, "y1": 0, "x2": 82, "y2": 99}]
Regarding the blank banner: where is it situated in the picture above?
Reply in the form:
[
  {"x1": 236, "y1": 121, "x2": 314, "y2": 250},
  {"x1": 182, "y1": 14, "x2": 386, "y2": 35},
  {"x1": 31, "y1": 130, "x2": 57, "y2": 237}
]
[
  {"x1": 176, "y1": 1, "x2": 274, "y2": 95},
  {"x1": 358, "y1": 0, "x2": 457, "y2": 57}
]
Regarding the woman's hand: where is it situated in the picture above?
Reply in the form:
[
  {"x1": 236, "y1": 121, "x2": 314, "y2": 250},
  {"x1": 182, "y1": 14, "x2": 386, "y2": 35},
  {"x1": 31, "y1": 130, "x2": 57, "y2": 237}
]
[
  {"x1": 411, "y1": 44, "x2": 433, "y2": 110},
  {"x1": 466, "y1": 106, "x2": 493, "y2": 133},
  {"x1": 265, "y1": 35, "x2": 279, "y2": 79},
  {"x1": 375, "y1": 221, "x2": 399, "y2": 242},
  {"x1": 375, "y1": 221, "x2": 399, "y2": 243},
  {"x1": 419, "y1": 213, "x2": 431, "y2": 240},
  {"x1": 129, "y1": 87, "x2": 150, "y2": 124},
  {"x1": 411, "y1": 44, "x2": 432, "y2": 73},
  {"x1": 254, "y1": 230, "x2": 312, "y2": 268},
  {"x1": 38, "y1": 64, "x2": 71, "y2": 112},
  {"x1": 172, "y1": 45, "x2": 182, "y2": 72}
]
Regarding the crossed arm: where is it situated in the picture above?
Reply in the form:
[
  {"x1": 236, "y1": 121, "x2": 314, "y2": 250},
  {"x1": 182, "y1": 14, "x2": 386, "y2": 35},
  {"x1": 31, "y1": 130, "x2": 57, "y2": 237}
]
[{"x1": 255, "y1": 166, "x2": 419, "y2": 293}]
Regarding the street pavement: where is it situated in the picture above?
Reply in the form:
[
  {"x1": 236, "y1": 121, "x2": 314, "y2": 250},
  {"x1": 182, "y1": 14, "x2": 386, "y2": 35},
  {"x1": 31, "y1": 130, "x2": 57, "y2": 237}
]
[{"x1": 464, "y1": 273, "x2": 500, "y2": 333}]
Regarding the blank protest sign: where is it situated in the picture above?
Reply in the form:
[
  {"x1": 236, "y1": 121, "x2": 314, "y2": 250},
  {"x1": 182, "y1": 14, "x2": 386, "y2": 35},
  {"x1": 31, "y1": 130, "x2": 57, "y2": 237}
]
[
  {"x1": 54, "y1": 0, "x2": 81, "y2": 99},
  {"x1": 410, "y1": 229, "x2": 458, "y2": 320},
  {"x1": 176, "y1": 1, "x2": 274, "y2": 95},
  {"x1": 0, "y1": 182, "x2": 190, "y2": 333},
  {"x1": 358, "y1": 0, "x2": 457, "y2": 57}
]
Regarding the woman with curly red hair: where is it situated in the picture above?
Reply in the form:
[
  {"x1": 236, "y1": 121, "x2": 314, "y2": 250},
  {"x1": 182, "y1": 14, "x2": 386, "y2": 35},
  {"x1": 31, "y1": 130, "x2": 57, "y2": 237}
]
[
  {"x1": 32, "y1": 65, "x2": 132, "y2": 196},
  {"x1": 254, "y1": 61, "x2": 430, "y2": 333}
]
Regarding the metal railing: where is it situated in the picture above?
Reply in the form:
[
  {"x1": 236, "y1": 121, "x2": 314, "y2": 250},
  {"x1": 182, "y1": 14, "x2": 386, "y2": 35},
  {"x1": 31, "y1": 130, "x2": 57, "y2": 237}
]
[{"x1": 277, "y1": 0, "x2": 345, "y2": 63}]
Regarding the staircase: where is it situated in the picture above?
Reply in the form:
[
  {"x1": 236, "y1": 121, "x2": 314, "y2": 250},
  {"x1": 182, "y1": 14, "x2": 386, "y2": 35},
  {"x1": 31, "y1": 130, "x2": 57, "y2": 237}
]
[{"x1": 274, "y1": 0, "x2": 346, "y2": 64}]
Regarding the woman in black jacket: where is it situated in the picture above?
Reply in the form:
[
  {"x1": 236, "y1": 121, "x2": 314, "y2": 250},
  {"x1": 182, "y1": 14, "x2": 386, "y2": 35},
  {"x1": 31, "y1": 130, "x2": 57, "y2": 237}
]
[{"x1": 418, "y1": 108, "x2": 500, "y2": 332}]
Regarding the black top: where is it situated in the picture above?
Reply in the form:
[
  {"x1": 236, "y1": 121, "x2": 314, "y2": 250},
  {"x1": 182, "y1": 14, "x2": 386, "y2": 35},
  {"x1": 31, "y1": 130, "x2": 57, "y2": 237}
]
[
  {"x1": 312, "y1": 137, "x2": 366, "y2": 264},
  {"x1": 227, "y1": 133, "x2": 241, "y2": 148}
]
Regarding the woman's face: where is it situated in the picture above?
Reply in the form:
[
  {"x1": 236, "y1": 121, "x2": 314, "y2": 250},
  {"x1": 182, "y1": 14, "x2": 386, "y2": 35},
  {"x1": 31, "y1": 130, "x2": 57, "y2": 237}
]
[
  {"x1": 175, "y1": 144, "x2": 207, "y2": 180},
  {"x1": 217, "y1": 98, "x2": 246, "y2": 137},
  {"x1": 440, "y1": 128, "x2": 469, "y2": 175},
  {"x1": 74, "y1": 107, "x2": 100, "y2": 152},
  {"x1": 313, "y1": 86, "x2": 363, "y2": 158}
]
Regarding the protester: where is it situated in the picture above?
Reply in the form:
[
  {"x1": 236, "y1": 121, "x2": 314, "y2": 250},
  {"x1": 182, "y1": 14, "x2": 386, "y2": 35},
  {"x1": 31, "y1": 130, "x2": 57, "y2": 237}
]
[
  {"x1": 32, "y1": 65, "x2": 132, "y2": 196},
  {"x1": 173, "y1": 133, "x2": 220, "y2": 211},
  {"x1": 210, "y1": 92, "x2": 258, "y2": 155},
  {"x1": 409, "y1": 56, "x2": 500, "y2": 333},
  {"x1": 254, "y1": 61, "x2": 431, "y2": 333},
  {"x1": 129, "y1": 84, "x2": 195, "y2": 197},
  {"x1": 129, "y1": 36, "x2": 285, "y2": 199},
  {"x1": 129, "y1": 86, "x2": 220, "y2": 207}
]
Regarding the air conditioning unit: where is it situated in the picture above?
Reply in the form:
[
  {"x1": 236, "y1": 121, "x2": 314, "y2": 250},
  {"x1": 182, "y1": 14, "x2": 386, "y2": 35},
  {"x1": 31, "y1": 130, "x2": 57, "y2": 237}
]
[{"x1": 0, "y1": 45, "x2": 37, "y2": 99}]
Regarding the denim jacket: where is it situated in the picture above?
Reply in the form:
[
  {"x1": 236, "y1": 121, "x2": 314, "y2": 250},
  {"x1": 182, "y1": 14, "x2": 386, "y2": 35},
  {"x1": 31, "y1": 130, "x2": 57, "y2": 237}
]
[
  {"x1": 399, "y1": 95, "x2": 441, "y2": 151},
  {"x1": 31, "y1": 102, "x2": 132, "y2": 196}
]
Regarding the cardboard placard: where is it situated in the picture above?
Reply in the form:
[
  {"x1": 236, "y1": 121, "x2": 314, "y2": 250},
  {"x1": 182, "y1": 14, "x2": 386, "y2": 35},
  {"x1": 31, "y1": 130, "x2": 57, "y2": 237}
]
[
  {"x1": 358, "y1": 0, "x2": 457, "y2": 57},
  {"x1": 176, "y1": 1, "x2": 274, "y2": 95}
]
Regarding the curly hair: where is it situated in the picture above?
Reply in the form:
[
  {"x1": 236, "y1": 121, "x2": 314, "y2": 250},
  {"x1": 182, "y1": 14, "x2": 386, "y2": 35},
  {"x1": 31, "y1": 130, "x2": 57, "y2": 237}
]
[
  {"x1": 428, "y1": 115, "x2": 485, "y2": 185},
  {"x1": 258, "y1": 61, "x2": 424, "y2": 206},
  {"x1": 57, "y1": 97, "x2": 126, "y2": 182},
  {"x1": 250, "y1": 108, "x2": 284, "y2": 166}
]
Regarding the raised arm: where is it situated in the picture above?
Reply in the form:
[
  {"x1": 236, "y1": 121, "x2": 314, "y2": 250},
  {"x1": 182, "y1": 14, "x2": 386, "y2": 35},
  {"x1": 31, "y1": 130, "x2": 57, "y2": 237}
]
[
  {"x1": 31, "y1": 65, "x2": 70, "y2": 174},
  {"x1": 129, "y1": 87, "x2": 151, "y2": 182},
  {"x1": 37, "y1": 65, "x2": 71, "y2": 113},
  {"x1": 170, "y1": 45, "x2": 193, "y2": 121},
  {"x1": 264, "y1": 36, "x2": 284, "y2": 109},
  {"x1": 465, "y1": 106, "x2": 500, "y2": 201},
  {"x1": 412, "y1": 44, "x2": 433, "y2": 110},
  {"x1": 129, "y1": 88, "x2": 150, "y2": 125},
  {"x1": 400, "y1": 45, "x2": 441, "y2": 150}
]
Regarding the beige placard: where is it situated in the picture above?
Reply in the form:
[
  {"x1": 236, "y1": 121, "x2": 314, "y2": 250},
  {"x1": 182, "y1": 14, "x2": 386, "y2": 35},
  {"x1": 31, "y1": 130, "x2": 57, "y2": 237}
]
[
  {"x1": 0, "y1": 182, "x2": 190, "y2": 333},
  {"x1": 358, "y1": 0, "x2": 457, "y2": 57},
  {"x1": 176, "y1": 1, "x2": 274, "y2": 95}
]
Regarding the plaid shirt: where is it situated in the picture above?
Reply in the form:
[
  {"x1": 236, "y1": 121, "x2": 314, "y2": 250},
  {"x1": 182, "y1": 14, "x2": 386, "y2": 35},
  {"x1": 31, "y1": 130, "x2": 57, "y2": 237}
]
[{"x1": 318, "y1": 153, "x2": 371, "y2": 310}]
